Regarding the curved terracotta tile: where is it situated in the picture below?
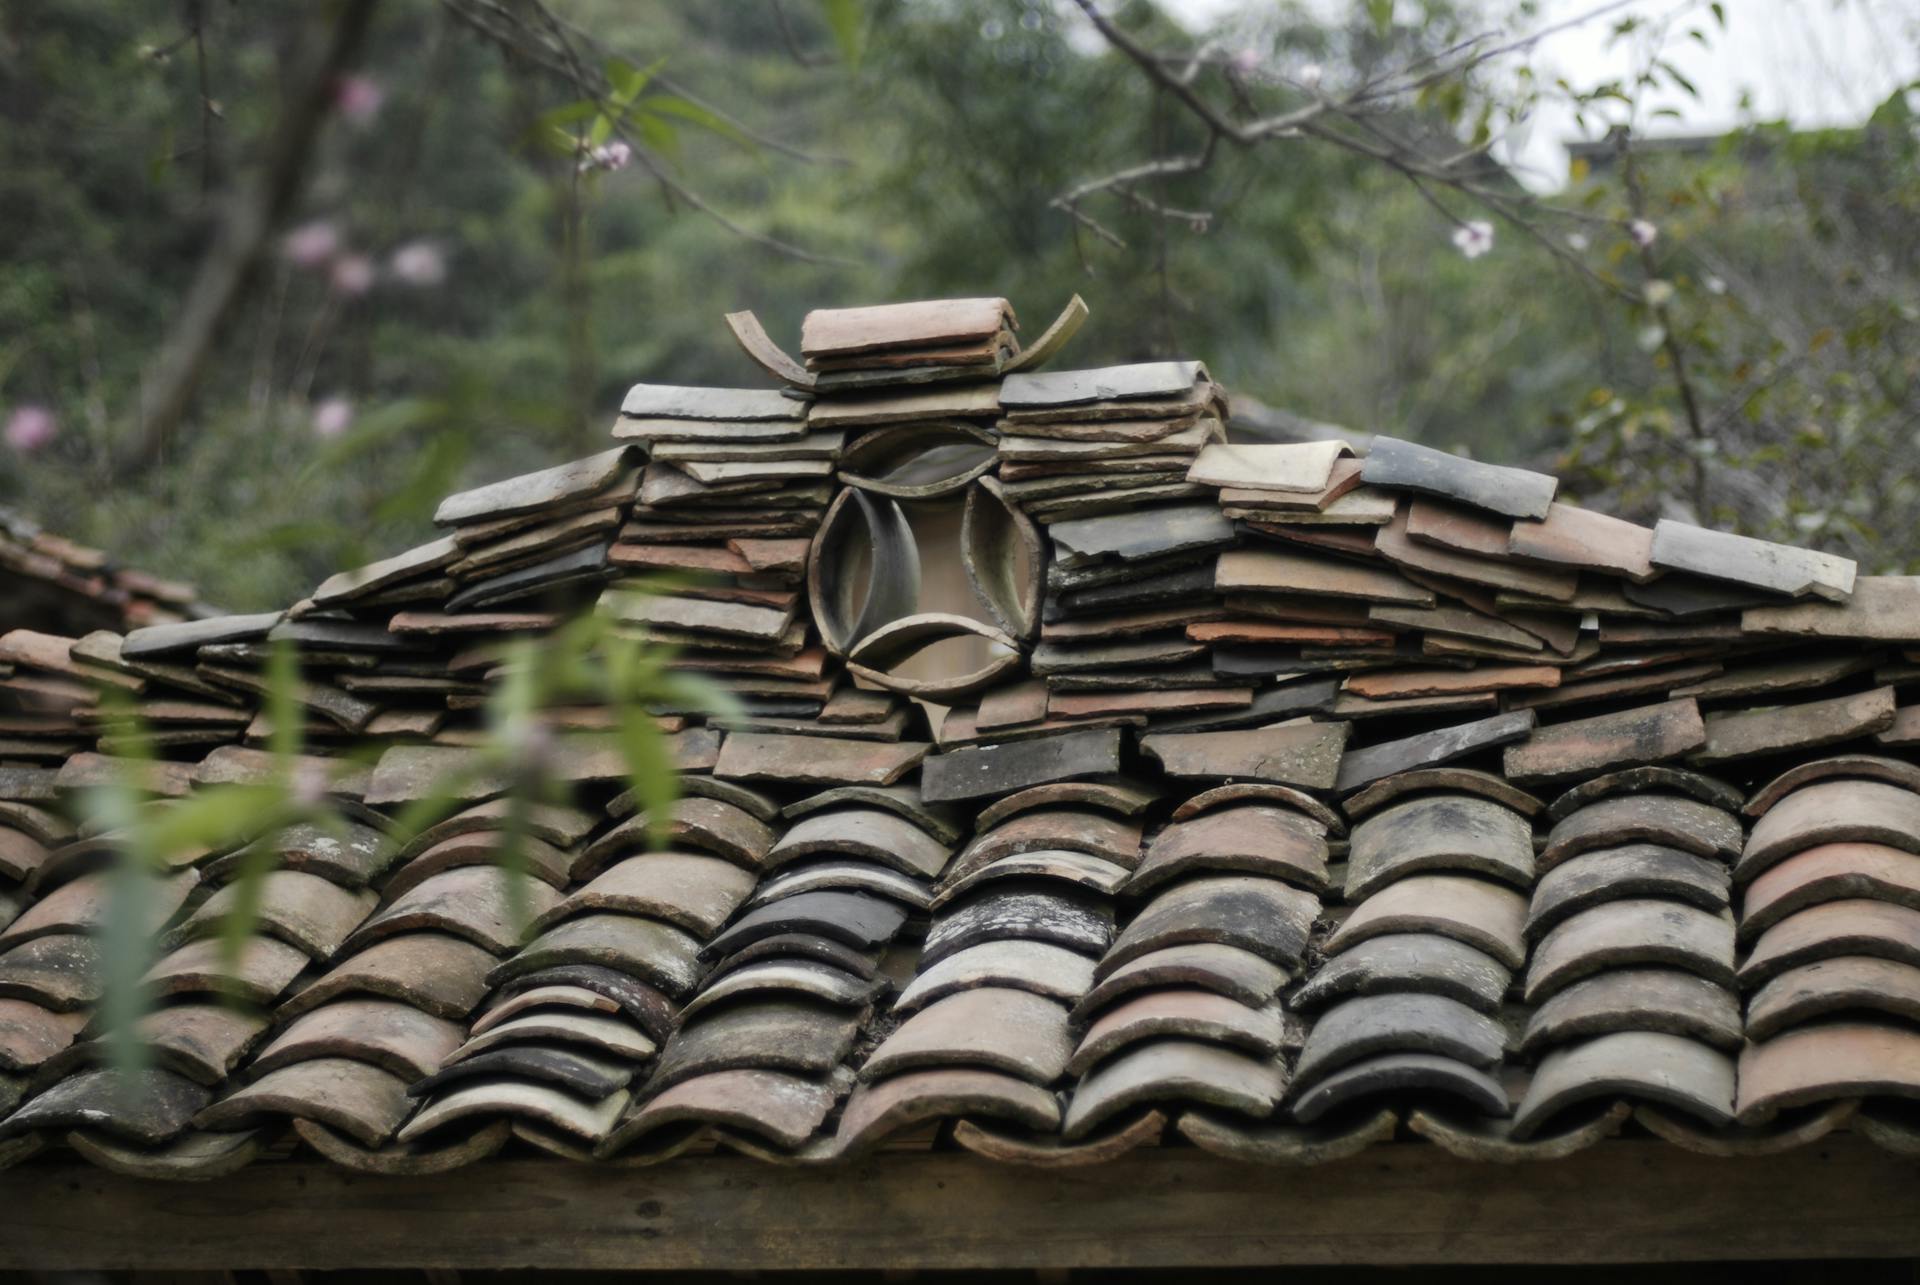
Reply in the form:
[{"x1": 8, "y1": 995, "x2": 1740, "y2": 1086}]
[
  {"x1": 950, "y1": 808, "x2": 1143, "y2": 878},
  {"x1": 382, "y1": 831, "x2": 573, "y2": 900},
  {"x1": 1290, "y1": 1052, "x2": 1507, "y2": 1123},
  {"x1": 1170, "y1": 782, "x2": 1343, "y2": 833},
  {"x1": 1294, "y1": 993, "x2": 1507, "y2": 1088},
  {"x1": 1342, "y1": 767, "x2": 1543, "y2": 822},
  {"x1": 861, "y1": 987, "x2": 1073, "y2": 1085},
  {"x1": 280, "y1": 931, "x2": 496, "y2": 1021},
  {"x1": 1067, "y1": 990, "x2": 1283, "y2": 1075},
  {"x1": 344, "y1": 866, "x2": 557, "y2": 957},
  {"x1": 1740, "y1": 842, "x2": 1920, "y2": 941},
  {"x1": 472, "y1": 983, "x2": 619, "y2": 1031},
  {"x1": 951, "y1": 1109, "x2": 1164, "y2": 1166},
  {"x1": 1744, "y1": 753, "x2": 1920, "y2": 818},
  {"x1": 1325, "y1": 875, "x2": 1527, "y2": 970},
  {"x1": 977, "y1": 780, "x2": 1159, "y2": 831},
  {"x1": 291, "y1": 1115, "x2": 509, "y2": 1175},
  {"x1": 1520, "y1": 967, "x2": 1742, "y2": 1056},
  {"x1": 1345, "y1": 795, "x2": 1533, "y2": 900},
  {"x1": 252, "y1": 999, "x2": 464, "y2": 1080},
  {"x1": 1739, "y1": 779, "x2": 1920, "y2": 885},
  {"x1": 922, "y1": 887, "x2": 1112, "y2": 967},
  {"x1": 934, "y1": 850, "x2": 1130, "y2": 907},
  {"x1": 835, "y1": 1067, "x2": 1060, "y2": 1156},
  {"x1": 1512, "y1": 1032, "x2": 1734, "y2": 1140},
  {"x1": 1634, "y1": 1098, "x2": 1856, "y2": 1156},
  {"x1": 0, "y1": 868, "x2": 196, "y2": 951},
  {"x1": 651, "y1": 998, "x2": 859, "y2": 1090},
  {"x1": 1063, "y1": 1038, "x2": 1285, "y2": 1139},
  {"x1": 1129, "y1": 804, "x2": 1329, "y2": 897},
  {"x1": 1739, "y1": 899, "x2": 1920, "y2": 987},
  {"x1": 781, "y1": 783, "x2": 961, "y2": 845},
  {"x1": 897, "y1": 939, "x2": 1095, "y2": 1014},
  {"x1": 700, "y1": 890, "x2": 908, "y2": 962},
  {"x1": 1178, "y1": 1104, "x2": 1397, "y2": 1165},
  {"x1": 1747, "y1": 956, "x2": 1920, "y2": 1041},
  {"x1": 765, "y1": 806, "x2": 952, "y2": 879},
  {"x1": 1540, "y1": 794, "x2": 1741, "y2": 871},
  {"x1": 68, "y1": 1126, "x2": 261, "y2": 1179},
  {"x1": 197, "y1": 1056, "x2": 413, "y2": 1148},
  {"x1": 1547, "y1": 765, "x2": 1742, "y2": 823},
  {"x1": 400, "y1": 1080, "x2": 626, "y2": 1145},
  {"x1": 407, "y1": 1045, "x2": 634, "y2": 1101},
  {"x1": 680, "y1": 960, "x2": 882, "y2": 1022},
  {"x1": 1737, "y1": 1021, "x2": 1920, "y2": 1124},
  {"x1": 1, "y1": 1066, "x2": 209, "y2": 1146},
  {"x1": 532, "y1": 852, "x2": 755, "y2": 940},
  {"x1": 1071, "y1": 942, "x2": 1288, "y2": 1023},
  {"x1": 1525, "y1": 899, "x2": 1736, "y2": 1003},
  {"x1": 1406, "y1": 1100, "x2": 1631, "y2": 1163},
  {"x1": 1528, "y1": 844, "x2": 1729, "y2": 941},
  {"x1": 1102, "y1": 875, "x2": 1319, "y2": 977},
  {"x1": 745, "y1": 859, "x2": 932, "y2": 912},
  {"x1": 0, "y1": 998, "x2": 87, "y2": 1073},
  {"x1": 1291, "y1": 932, "x2": 1510, "y2": 1015},
  {"x1": 447, "y1": 1010, "x2": 656, "y2": 1065},
  {"x1": 601, "y1": 1067, "x2": 845, "y2": 1156},
  {"x1": 147, "y1": 935, "x2": 309, "y2": 1007}
]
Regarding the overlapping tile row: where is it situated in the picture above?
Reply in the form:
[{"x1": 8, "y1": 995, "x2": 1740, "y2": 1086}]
[
  {"x1": 1733, "y1": 755, "x2": 1920, "y2": 1150},
  {"x1": 0, "y1": 503, "x2": 212, "y2": 644},
  {"x1": 8, "y1": 292, "x2": 1920, "y2": 1173}
]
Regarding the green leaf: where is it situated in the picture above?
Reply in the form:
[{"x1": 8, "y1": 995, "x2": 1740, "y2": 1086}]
[
  {"x1": 819, "y1": 0, "x2": 866, "y2": 67},
  {"x1": 1365, "y1": 0, "x2": 1394, "y2": 36},
  {"x1": 640, "y1": 95, "x2": 755, "y2": 151},
  {"x1": 638, "y1": 113, "x2": 679, "y2": 162}
]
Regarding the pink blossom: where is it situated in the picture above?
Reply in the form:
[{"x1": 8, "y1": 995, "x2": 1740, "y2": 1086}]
[
  {"x1": 1451, "y1": 220, "x2": 1494, "y2": 259},
  {"x1": 1228, "y1": 49, "x2": 1260, "y2": 76},
  {"x1": 1297, "y1": 62, "x2": 1323, "y2": 90},
  {"x1": 333, "y1": 75, "x2": 384, "y2": 124},
  {"x1": 282, "y1": 220, "x2": 340, "y2": 269},
  {"x1": 579, "y1": 140, "x2": 633, "y2": 174},
  {"x1": 4, "y1": 405, "x2": 56, "y2": 454},
  {"x1": 1629, "y1": 218, "x2": 1658, "y2": 248},
  {"x1": 330, "y1": 253, "x2": 375, "y2": 296},
  {"x1": 388, "y1": 239, "x2": 447, "y2": 287},
  {"x1": 311, "y1": 397, "x2": 354, "y2": 438}
]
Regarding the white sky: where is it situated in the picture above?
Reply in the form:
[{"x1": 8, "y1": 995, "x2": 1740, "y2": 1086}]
[{"x1": 1152, "y1": 0, "x2": 1920, "y2": 188}]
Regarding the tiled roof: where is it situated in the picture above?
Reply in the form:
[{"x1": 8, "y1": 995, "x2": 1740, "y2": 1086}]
[
  {"x1": 0, "y1": 505, "x2": 214, "y2": 640},
  {"x1": 2, "y1": 295, "x2": 1920, "y2": 1178}
]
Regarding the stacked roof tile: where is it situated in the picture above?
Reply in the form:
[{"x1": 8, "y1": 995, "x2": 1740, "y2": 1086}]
[{"x1": 2, "y1": 294, "x2": 1920, "y2": 1176}]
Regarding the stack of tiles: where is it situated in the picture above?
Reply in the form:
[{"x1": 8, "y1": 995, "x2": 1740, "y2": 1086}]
[
  {"x1": 1294, "y1": 771, "x2": 1529, "y2": 1133},
  {"x1": 1513, "y1": 767, "x2": 1743, "y2": 1141},
  {"x1": 1732, "y1": 755, "x2": 1920, "y2": 1136},
  {"x1": 799, "y1": 297, "x2": 1021, "y2": 392}
]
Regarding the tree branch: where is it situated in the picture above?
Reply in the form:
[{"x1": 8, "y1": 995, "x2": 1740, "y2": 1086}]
[{"x1": 121, "y1": 0, "x2": 379, "y2": 476}]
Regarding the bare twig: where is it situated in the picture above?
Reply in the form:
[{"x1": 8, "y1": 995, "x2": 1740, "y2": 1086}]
[{"x1": 122, "y1": 0, "x2": 379, "y2": 475}]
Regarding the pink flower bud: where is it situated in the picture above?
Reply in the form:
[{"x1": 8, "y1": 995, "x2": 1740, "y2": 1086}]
[
  {"x1": 4, "y1": 405, "x2": 56, "y2": 454},
  {"x1": 311, "y1": 397, "x2": 353, "y2": 438},
  {"x1": 389, "y1": 240, "x2": 447, "y2": 287},
  {"x1": 330, "y1": 253, "x2": 375, "y2": 296},
  {"x1": 333, "y1": 75, "x2": 384, "y2": 124},
  {"x1": 282, "y1": 220, "x2": 340, "y2": 269},
  {"x1": 1629, "y1": 218, "x2": 1658, "y2": 248}
]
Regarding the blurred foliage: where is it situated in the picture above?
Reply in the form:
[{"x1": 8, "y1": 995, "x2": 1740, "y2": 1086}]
[{"x1": 2, "y1": 0, "x2": 1918, "y2": 604}]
